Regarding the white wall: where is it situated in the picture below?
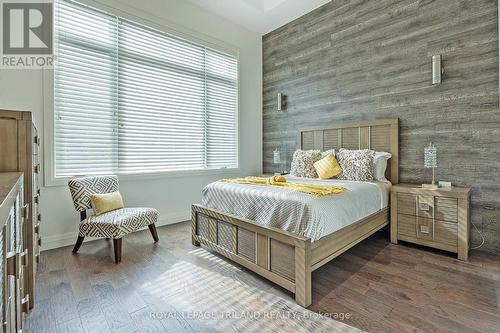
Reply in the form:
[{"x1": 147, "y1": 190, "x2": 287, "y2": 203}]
[{"x1": 0, "y1": 0, "x2": 262, "y2": 250}]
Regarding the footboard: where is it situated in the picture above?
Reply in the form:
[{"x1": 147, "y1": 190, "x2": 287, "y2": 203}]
[{"x1": 191, "y1": 204, "x2": 312, "y2": 307}]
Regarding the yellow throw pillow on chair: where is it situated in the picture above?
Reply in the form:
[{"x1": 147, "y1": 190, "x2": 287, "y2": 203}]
[
  {"x1": 313, "y1": 153, "x2": 342, "y2": 179},
  {"x1": 90, "y1": 191, "x2": 124, "y2": 215}
]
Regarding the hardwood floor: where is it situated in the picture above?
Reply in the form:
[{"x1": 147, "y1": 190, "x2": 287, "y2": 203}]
[
  {"x1": 310, "y1": 233, "x2": 500, "y2": 332},
  {"x1": 27, "y1": 222, "x2": 500, "y2": 333}
]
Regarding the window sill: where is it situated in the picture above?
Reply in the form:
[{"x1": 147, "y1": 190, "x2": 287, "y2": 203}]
[{"x1": 45, "y1": 167, "x2": 241, "y2": 187}]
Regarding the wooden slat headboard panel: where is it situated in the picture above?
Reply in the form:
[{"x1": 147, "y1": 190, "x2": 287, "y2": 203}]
[{"x1": 298, "y1": 118, "x2": 399, "y2": 184}]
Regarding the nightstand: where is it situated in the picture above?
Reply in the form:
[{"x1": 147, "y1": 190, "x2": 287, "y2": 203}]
[{"x1": 390, "y1": 184, "x2": 471, "y2": 260}]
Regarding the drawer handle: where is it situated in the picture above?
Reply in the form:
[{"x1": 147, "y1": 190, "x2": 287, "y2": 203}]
[
  {"x1": 420, "y1": 225, "x2": 430, "y2": 234},
  {"x1": 34, "y1": 136, "x2": 41, "y2": 145},
  {"x1": 419, "y1": 203, "x2": 431, "y2": 211},
  {"x1": 35, "y1": 223, "x2": 40, "y2": 233},
  {"x1": 37, "y1": 213, "x2": 41, "y2": 221},
  {"x1": 21, "y1": 204, "x2": 29, "y2": 219},
  {"x1": 20, "y1": 249, "x2": 28, "y2": 266},
  {"x1": 34, "y1": 195, "x2": 39, "y2": 204},
  {"x1": 21, "y1": 295, "x2": 30, "y2": 313}
]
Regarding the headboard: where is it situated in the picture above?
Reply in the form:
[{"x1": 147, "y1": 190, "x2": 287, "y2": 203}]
[{"x1": 298, "y1": 118, "x2": 399, "y2": 184}]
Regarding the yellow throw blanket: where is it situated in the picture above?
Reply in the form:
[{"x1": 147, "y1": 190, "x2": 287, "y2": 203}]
[{"x1": 218, "y1": 176, "x2": 346, "y2": 197}]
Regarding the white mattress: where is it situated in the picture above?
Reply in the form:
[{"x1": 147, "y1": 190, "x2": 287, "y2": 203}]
[{"x1": 201, "y1": 175, "x2": 391, "y2": 242}]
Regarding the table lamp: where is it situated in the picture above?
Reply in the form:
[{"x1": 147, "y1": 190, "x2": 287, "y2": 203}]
[{"x1": 422, "y1": 142, "x2": 438, "y2": 189}]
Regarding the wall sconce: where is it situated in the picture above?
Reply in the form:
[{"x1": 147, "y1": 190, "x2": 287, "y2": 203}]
[
  {"x1": 432, "y1": 55, "x2": 443, "y2": 85},
  {"x1": 277, "y1": 93, "x2": 287, "y2": 111},
  {"x1": 273, "y1": 149, "x2": 281, "y2": 164}
]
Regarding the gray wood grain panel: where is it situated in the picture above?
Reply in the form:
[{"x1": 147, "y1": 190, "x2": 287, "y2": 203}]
[{"x1": 262, "y1": 0, "x2": 500, "y2": 254}]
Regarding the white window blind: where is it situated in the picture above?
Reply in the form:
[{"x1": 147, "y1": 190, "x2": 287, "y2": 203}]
[{"x1": 54, "y1": 0, "x2": 238, "y2": 177}]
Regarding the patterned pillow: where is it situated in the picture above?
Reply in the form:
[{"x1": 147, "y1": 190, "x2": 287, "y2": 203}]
[
  {"x1": 290, "y1": 149, "x2": 322, "y2": 178},
  {"x1": 337, "y1": 148, "x2": 375, "y2": 181}
]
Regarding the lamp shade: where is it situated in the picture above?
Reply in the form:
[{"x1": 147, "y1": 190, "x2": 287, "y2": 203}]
[{"x1": 424, "y1": 142, "x2": 437, "y2": 168}]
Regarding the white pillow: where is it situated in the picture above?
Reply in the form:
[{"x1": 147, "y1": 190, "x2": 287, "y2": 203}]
[
  {"x1": 373, "y1": 152, "x2": 392, "y2": 181},
  {"x1": 321, "y1": 149, "x2": 335, "y2": 158}
]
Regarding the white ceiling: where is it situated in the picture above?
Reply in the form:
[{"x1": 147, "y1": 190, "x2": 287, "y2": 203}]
[{"x1": 186, "y1": 0, "x2": 331, "y2": 34}]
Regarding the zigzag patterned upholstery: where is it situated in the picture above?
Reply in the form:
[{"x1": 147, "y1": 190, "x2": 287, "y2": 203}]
[
  {"x1": 79, "y1": 207, "x2": 158, "y2": 238},
  {"x1": 68, "y1": 175, "x2": 158, "y2": 239},
  {"x1": 68, "y1": 175, "x2": 120, "y2": 212}
]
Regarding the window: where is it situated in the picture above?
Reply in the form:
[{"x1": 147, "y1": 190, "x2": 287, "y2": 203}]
[{"x1": 54, "y1": 0, "x2": 238, "y2": 177}]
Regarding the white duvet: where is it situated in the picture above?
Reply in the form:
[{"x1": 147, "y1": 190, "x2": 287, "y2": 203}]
[{"x1": 201, "y1": 175, "x2": 391, "y2": 241}]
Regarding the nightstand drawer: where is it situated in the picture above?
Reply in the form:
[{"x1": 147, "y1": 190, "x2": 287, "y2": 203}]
[
  {"x1": 435, "y1": 197, "x2": 458, "y2": 223},
  {"x1": 435, "y1": 220, "x2": 458, "y2": 246},
  {"x1": 397, "y1": 193, "x2": 416, "y2": 216},
  {"x1": 397, "y1": 214, "x2": 416, "y2": 237},
  {"x1": 418, "y1": 196, "x2": 458, "y2": 222},
  {"x1": 417, "y1": 194, "x2": 434, "y2": 219},
  {"x1": 416, "y1": 218, "x2": 458, "y2": 246},
  {"x1": 417, "y1": 217, "x2": 433, "y2": 241}
]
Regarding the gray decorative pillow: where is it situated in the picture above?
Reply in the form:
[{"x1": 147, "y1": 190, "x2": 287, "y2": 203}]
[
  {"x1": 337, "y1": 148, "x2": 375, "y2": 181},
  {"x1": 290, "y1": 149, "x2": 322, "y2": 178}
]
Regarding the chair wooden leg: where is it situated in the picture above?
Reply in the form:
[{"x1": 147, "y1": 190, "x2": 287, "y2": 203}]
[
  {"x1": 72, "y1": 236, "x2": 85, "y2": 253},
  {"x1": 148, "y1": 223, "x2": 159, "y2": 242},
  {"x1": 113, "y1": 238, "x2": 122, "y2": 263}
]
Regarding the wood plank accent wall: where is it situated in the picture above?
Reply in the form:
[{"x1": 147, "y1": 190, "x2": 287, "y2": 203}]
[{"x1": 262, "y1": 0, "x2": 500, "y2": 254}]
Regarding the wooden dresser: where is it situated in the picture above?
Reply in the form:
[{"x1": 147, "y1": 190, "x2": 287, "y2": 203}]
[
  {"x1": 390, "y1": 184, "x2": 471, "y2": 260},
  {"x1": 0, "y1": 110, "x2": 41, "y2": 310},
  {"x1": 0, "y1": 173, "x2": 29, "y2": 332}
]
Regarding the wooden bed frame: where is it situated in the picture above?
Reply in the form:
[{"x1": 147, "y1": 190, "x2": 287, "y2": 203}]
[{"x1": 191, "y1": 118, "x2": 399, "y2": 307}]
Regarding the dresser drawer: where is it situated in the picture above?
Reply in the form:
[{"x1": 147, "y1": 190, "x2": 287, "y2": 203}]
[
  {"x1": 397, "y1": 214, "x2": 416, "y2": 237},
  {"x1": 397, "y1": 193, "x2": 416, "y2": 216}
]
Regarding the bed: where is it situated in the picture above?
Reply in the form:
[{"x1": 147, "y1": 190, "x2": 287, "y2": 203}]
[{"x1": 191, "y1": 118, "x2": 399, "y2": 307}]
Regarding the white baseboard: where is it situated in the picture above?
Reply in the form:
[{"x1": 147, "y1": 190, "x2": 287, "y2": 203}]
[{"x1": 41, "y1": 210, "x2": 191, "y2": 251}]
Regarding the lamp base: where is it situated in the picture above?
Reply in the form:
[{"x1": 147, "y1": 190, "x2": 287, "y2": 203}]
[{"x1": 422, "y1": 183, "x2": 439, "y2": 190}]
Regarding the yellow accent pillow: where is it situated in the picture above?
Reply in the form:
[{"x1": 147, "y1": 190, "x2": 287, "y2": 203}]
[
  {"x1": 313, "y1": 153, "x2": 342, "y2": 179},
  {"x1": 90, "y1": 191, "x2": 124, "y2": 215}
]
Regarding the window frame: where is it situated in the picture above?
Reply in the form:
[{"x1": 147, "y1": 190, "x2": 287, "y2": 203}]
[{"x1": 43, "y1": 0, "x2": 241, "y2": 187}]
